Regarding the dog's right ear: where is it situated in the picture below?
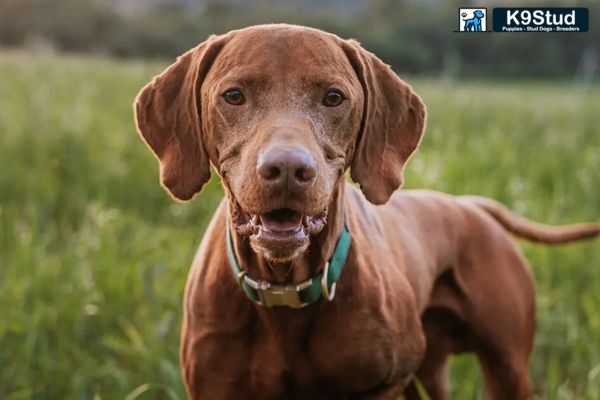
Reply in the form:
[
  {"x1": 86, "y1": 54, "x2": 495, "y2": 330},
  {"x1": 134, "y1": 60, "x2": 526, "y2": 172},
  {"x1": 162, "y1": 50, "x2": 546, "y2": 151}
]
[{"x1": 134, "y1": 35, "x2": 227, "y2": 202}]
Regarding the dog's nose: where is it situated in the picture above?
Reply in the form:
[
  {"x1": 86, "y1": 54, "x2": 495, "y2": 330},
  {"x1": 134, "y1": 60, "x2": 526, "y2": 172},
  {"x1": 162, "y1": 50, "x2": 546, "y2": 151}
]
[{"x1": 257, "y1": 147, "x2": 317, "y2": 191}]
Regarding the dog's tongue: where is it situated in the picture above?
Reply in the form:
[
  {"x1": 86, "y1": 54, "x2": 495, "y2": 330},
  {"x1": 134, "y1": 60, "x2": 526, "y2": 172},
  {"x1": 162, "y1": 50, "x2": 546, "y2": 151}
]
[{"x1": 259, "y1": 209, "x2": 303, "y2": 232}]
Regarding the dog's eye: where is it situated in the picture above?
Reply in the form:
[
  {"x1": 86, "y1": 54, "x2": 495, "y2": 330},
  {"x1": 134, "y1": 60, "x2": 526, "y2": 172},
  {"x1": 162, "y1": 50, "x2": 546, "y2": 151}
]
[
  {"x1": 323, "y1": 90, "x2": 345, "y2": 107},
  {"x1": 223, "y1": 89, "x2": 245, "y2": 106}
]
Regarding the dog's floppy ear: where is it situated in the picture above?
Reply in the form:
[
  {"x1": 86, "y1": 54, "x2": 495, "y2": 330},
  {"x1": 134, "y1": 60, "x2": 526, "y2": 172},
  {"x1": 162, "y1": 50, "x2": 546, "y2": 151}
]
[
  {"x1": 134, "y1": 35, "x2": 227, "y2": 202},
  {"x1": 342, "y1": 39, "x2": 426, "y2": 205}
]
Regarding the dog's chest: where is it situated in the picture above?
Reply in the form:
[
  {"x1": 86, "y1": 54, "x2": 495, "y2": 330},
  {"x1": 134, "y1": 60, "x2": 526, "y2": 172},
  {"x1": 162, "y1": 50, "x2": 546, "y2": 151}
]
[{"x1": 250, "y1": 307, "x2": 411, "y2": 395}]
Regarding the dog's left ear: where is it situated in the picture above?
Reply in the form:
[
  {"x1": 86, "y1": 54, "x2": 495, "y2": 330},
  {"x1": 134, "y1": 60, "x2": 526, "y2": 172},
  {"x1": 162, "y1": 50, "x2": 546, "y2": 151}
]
[
  {"x1": 134, "y1": 35, "x2": 228, "y2": 202},
  {"x1": 342, "y1": 39, "x2": 426, "y2": 205}
]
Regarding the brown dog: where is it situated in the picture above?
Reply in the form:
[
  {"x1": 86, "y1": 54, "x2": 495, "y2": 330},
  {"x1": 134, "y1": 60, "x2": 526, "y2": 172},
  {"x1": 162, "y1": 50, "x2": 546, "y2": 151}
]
[{"x1": 134, "y1": 24, "x2": 600, "y2": 400}]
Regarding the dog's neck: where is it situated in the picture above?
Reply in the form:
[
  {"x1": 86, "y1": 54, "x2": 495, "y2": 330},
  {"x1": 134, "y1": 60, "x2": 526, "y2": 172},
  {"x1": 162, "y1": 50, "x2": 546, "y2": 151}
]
[{"x1": 228, "y1": 181, "x2": 346, "y2": 285}]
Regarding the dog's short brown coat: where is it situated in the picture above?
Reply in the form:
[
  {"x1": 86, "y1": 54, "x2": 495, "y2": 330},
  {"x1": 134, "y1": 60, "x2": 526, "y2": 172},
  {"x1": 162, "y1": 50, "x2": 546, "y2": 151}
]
[{"x1": 134, "y1": 24, "x2": 600, "y2": 399}]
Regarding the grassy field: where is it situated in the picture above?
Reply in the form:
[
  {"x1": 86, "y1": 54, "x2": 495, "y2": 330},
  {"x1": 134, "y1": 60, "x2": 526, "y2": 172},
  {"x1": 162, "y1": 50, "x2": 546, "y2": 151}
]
[{"x1": 0, "y1": 51, "x2": 599, "y2": 400}]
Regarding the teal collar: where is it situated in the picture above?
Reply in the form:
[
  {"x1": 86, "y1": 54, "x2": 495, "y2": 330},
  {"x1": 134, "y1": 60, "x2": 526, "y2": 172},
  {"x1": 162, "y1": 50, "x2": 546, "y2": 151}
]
[{"x1": 226, "y1": 221, "x2": 351, "y2": 308}]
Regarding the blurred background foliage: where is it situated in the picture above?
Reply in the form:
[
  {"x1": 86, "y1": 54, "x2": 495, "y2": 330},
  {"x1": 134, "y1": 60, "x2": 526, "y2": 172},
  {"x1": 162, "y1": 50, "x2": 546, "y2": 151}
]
[{"x1": 0, "y1": 0, "x2": 599, "y2": 80}]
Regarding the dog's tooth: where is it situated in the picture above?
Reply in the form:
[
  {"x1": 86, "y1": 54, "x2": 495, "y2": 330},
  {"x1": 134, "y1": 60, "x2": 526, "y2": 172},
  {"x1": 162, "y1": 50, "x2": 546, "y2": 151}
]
[{"x1": 251, "y1": 215, "x2": 259, "y2": 225}]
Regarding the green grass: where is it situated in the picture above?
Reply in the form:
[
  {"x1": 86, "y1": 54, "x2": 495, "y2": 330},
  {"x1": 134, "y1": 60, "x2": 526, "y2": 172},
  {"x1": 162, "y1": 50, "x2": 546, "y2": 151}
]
[{"x1": 0, "y1": 51, "x2": 599, "y2": 399}]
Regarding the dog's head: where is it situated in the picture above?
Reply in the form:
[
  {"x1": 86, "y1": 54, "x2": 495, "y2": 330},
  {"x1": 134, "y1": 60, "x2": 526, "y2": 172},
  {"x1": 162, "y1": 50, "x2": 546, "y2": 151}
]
[
  {"x1": 134, "y1": 24, "x2": 426, "y2": 262},
  {"x1": 473, "y1": 10, "x2": 485, "y2": 19}
]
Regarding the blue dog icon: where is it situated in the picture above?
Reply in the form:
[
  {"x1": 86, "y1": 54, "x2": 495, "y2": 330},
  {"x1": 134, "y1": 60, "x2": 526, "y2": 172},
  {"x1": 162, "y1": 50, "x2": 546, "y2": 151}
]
[{"x1": 463, "y1": 10, "x2": 485, "y2": 31}]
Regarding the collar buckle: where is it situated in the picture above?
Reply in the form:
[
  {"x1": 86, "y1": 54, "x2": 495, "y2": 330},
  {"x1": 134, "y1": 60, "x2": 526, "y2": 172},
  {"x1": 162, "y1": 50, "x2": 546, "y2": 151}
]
[{"x1": 242, "y1": 275, "x2": 312, "y2": 309}]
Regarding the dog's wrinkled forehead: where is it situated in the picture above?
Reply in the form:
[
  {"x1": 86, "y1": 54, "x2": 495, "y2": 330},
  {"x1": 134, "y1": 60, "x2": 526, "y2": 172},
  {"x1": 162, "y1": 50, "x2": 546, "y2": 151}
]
[{"x1": 208, "y1": 26, "x2": 359, "y2": 94}]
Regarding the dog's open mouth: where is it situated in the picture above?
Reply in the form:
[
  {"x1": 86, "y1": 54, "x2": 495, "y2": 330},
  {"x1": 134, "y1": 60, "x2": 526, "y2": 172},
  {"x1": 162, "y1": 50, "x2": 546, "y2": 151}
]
[
  {"x1": 231, "y1": 204, "x2": 327, "y2": 241},
  {"x1": 255, "y1": 208, "x2": 327, "y2": 241},
  {"x1": 230, "y1": 200, "x2": 328, "y2": 261}
]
